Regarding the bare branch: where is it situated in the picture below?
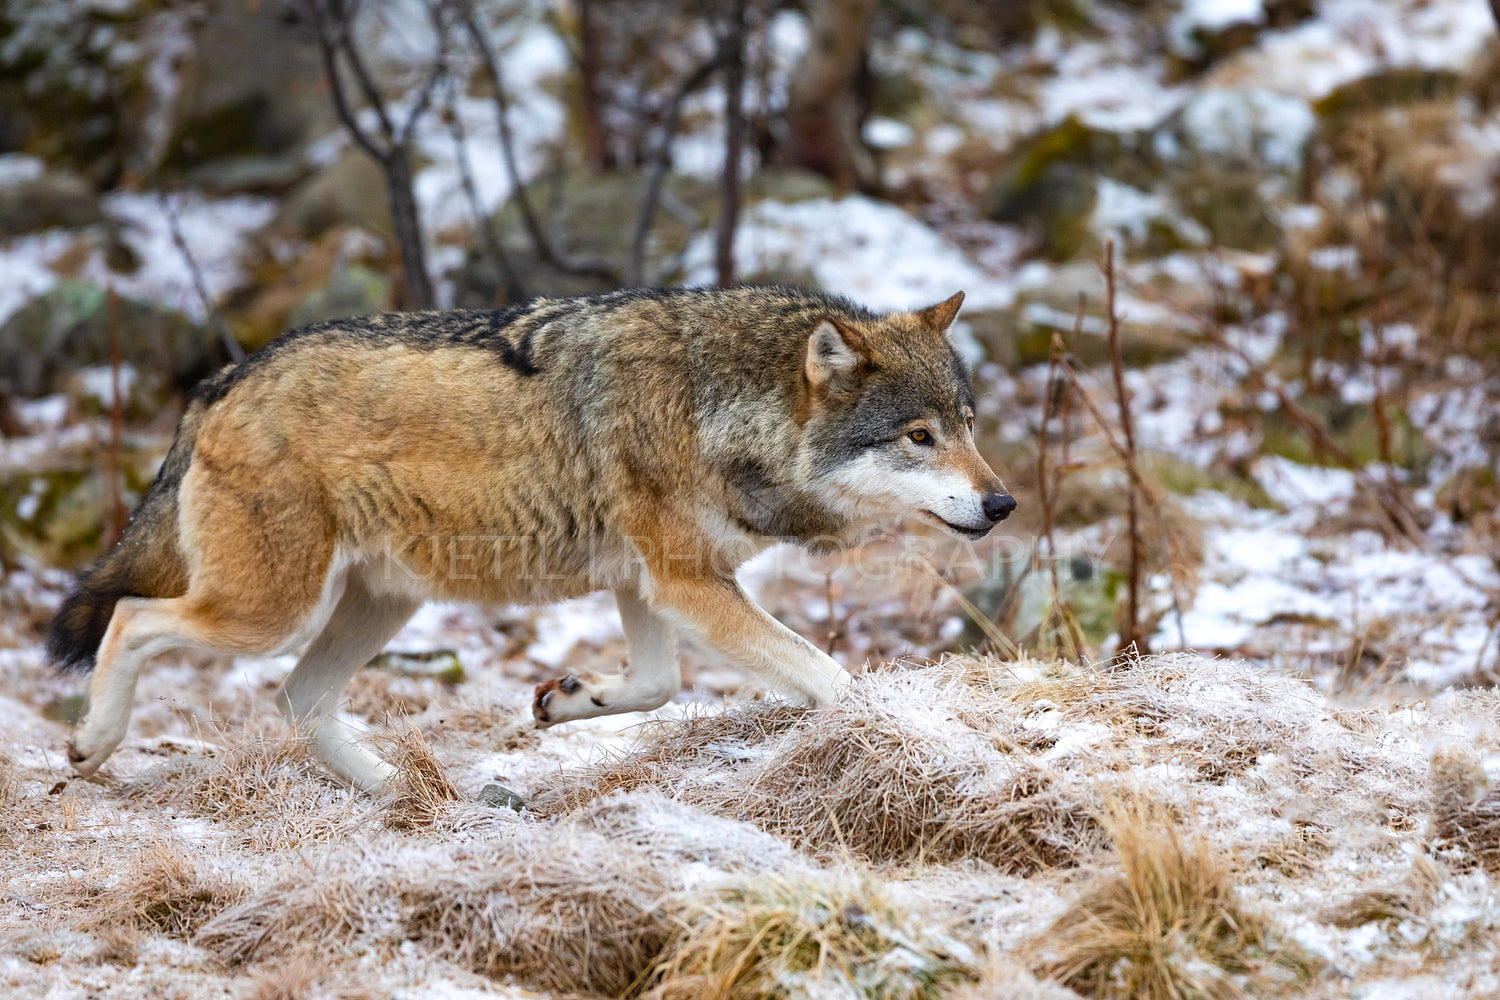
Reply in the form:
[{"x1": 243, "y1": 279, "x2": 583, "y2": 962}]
[
  {"x1": 159, "y1": 191, "x2": 244, "y2": 364},
  {"x1": 455, "y1": 0, "x2": 617, "y2": 284},
  {"x1": 714, "y1": 0, "x2": 748, "y2": 287},
  {"x1": 626, "y1": 52, "x2": 722, "y2": 287}
]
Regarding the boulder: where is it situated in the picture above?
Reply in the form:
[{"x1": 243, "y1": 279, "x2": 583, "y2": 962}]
[
  {"x1": 982, "y1": 116, "x2": 1149, "y2": 261},
  {"x1": 272, "y1": 149, "x2": 394, "y2": 240},
  {"x1": 288, "y1": 265, "x2": 391, "y2": 328},
  {"x1": 1153, "y1": 89, "x2": 1315, "y2": 250},
  {"x1": 161, "y1": 0, "x2": 333, "y2": 173},
  {"x1": 224, "y1": 228, "x2": 396, "y2": 350},
  {"x1": 0, "y1": 282, "x2": 221, "y2": 397},
  {"x1": 0, "y1": 169, "x2": 103, "y2": 237},
  {"x1": 0, "y1": 441, "x2": 163, "y2": 569},
  {"x1": 455, "y1": 167, "x2": 722, "y2": 304}
]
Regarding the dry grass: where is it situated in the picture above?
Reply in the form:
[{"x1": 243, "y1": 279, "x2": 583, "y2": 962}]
[
  {"x1": 196, "y1": 862, "x2": 385, "y2": 967},
  {"x1": 1038, "y1": 796, "x2": 1315, "y2": 1000},
  {"x1": 1319, "y1": 854, "x2": 1444, "y2": 928},
  {"x1": 539, "y1": 669, "x2": 1104, "y2": 873},
  {"x1": 78, "y1": 841, "x2": 243, "y2": 939},
  {"x1": 376, "y1": 727, "x2": 460, "y2": 831},
  {"x1": 1430, "y1": 746, "x2": 1500, "y2": 872},
  {"x1": 129, "y1": 735, "x2": 349, "y2": 849},
  {"x1": 644, "y1": 874, "x2": 976, "y2": 1000},
  {"x1": 400, "y1": 831, "x2": 677, "y2": 997}
]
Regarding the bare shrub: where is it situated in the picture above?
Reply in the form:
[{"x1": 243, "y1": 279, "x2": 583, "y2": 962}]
[
  {"x1": 1038, "y1": 797, "x2": 1315, "y2": 1000},
  {"x1": 376, "y1": 728, "x2": 459, "y2": 831},
  {"x1": 81, "y1": 842, "x2": 243, "y2": 939},
  {"x1": 1430, "y1": 746, "x2": 1500, "y2": 871},
  {"x1": 645, "y1": 874, "x2": 976, "y2": 1000}
]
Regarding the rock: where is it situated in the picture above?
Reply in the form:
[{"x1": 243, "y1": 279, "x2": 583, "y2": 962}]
[
  {"x1": 1155, "y1": 89, "x2": 1315, "y2": 176},
  {"x1": 1004, "y1": 261, "x2": 1198, "y2": 367},
  {"x1": 185, "y1": 155, "x2": 310, "y2": 197},
  {"x1": 456, "y1": 167, "x2": 720, "y2": 304},
  {"x1": 0, "y1": 282, "x2": 221, "y2": 397},
  {"x1": 40, "y1": 694, "x2": 88, "y2": 726},
  {"x1": 0, "y1": 446, "x2": 160, "y2": 569},
  {"x1": 1314, "y1": 68, "x2": 1462, "y2": 122},
  {"x1": 162, "y1": 0, "x2": 333, "y2": 172},
  {"x1": 477, "y1": 783, "x2": 526, "y2": 811},
  {"x1": 0, "y1": 170, "x2": 103, "y2": 237},
  {"x1": 1153, "y1": 89, "x2": 1314, "y2": 251},
  {"x1": 288, "y1": 265, "x2": 391, "y2": 328},
  {"x1": 224, "y1": 228, "x2": 396, "y2": 350},
  {"x1": 368, "y1": 649, "x2": 466, "y2": 685},
  {"x1": 982, "y1": 116, "x2": 1147, "y2": 261},
  {"x1": 273, "y1": 149, "x2": 394, "y2": 240}
]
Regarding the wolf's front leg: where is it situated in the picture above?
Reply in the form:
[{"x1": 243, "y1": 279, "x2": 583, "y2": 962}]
[
  {"x1": 645, "y1": 573, "x2": 853, "y2": 707},
  {"x1": 533, "y1": 585, "x2": 682, "y2": 726}
]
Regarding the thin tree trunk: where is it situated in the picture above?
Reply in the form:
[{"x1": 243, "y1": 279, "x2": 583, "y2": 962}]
[
  {"x1": 575, "y1": 0, "x2": 613, "y2": 170},
  {"x1": 780, "y1": 0, "x2": 878, "y2": 191},
  {"x1": 385, "y1": 147, "x2": 436, "y2": 309},
  {"x1": 715, "y1": 0, "x2": 747, "y2": 287}
]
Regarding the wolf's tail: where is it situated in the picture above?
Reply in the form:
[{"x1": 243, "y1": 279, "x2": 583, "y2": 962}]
[{"x1": 46, "y1": 392, "x2": 216, "y2": 672}]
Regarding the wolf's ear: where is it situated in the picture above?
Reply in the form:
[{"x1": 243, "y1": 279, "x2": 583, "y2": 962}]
[
  {"x1": 915, "y1": 291, "x2": 965, "y2": 334},
  {"x1": 805, "y1": 320, "x2": 863, "y2": 389}
]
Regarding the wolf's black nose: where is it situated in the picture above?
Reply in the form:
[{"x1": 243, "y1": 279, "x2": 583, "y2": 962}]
[{"x1": 983, "y1": 492, "x2": 1017, "y2": 523}]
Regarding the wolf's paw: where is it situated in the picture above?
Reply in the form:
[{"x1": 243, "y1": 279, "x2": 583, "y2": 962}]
[
  {"x1": 67, "y1": 720, "x2": 125, "y2": 779},
  {"x1": 532, "y1": 674, "x2": 605, "y2": 727}
]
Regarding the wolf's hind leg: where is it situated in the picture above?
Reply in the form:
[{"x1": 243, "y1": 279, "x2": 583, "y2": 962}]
[
  {"x1": 533, "y1": 584, "x2": 681, "y2": 726},
  {"x1": 275, "y1": 574, "x2": 420, "y2": 793},
  {"x1": 69, "y1": 597, "x2": 201, "y2": 777}
]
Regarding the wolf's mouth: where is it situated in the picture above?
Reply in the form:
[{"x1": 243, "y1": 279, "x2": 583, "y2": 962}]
[{"x1": 921, "y1": 510, "x2": 993, "y2": 540}]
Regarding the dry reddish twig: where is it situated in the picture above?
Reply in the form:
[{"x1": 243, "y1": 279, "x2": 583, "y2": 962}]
[
  {"x1": 104, "y1": 287, "x2": 128, "y2": 547},
  {"x1": 1102, "y1": 242, "x2": 1146, "y2": 656}
]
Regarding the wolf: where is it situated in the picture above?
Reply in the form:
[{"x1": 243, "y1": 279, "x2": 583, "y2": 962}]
[{"x1": 46, "y1": 285, "x2": 1014, "y2": 793}]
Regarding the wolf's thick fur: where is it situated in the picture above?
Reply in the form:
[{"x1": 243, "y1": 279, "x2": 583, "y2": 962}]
[{"x1": 48, "y1": 286, "x2": 1012, "y2": 791}]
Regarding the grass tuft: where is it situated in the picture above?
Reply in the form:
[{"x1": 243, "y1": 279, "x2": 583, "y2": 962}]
[
  {"x1": 377, "y1": 727, "x2": 460, "y2": 831},
  {"x1": 1038, "y1": 796, "x2": 1315, "y2": 1000},
  {"x1": 645, "y1": 874, "x2": 976, "y2": 1000},
  {"x1": 82, "y1": 842, "x2": 243, "y2": 939}
]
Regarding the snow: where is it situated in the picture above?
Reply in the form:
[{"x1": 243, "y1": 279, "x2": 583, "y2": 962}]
[
  {"x1": 1168, "y1": 88, "x2": 1316, "y2": 172},
  {"x1": 683, "y1": 195, "x2": 1016, "y2": 312},
  {"x1": 91, "y1": 192, "x2": 278, "y2": 322},
  {"x1": 1169, "y1": 0, "x2": 1267, "y2": 61}
]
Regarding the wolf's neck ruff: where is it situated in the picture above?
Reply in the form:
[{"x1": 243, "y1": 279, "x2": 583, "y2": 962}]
[{"x1": 48, "y1": 285, "x2": 1014, "y2": 792}]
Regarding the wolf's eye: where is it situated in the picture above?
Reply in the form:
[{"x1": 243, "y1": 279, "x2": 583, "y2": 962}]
[
  {"x1": 966, "y1": 416, "x2": 974, "y2": 432},
  {"x1": 908, "y1": 429, "x2": 933, "y2": 445}
]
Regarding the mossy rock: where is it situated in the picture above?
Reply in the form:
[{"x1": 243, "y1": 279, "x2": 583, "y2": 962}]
[
  {"x1": 1314, "y1": 69, "x2": 1463, "y2": 123},
  {"x1": 983, "y1": 116, "x2": 1151, "y2": 261},
  {"x1": 0, "y1": 170, "x2": 102, "y2": 237},
  {"x1": 273, "y1": 149, "x2": 394, "y2": 240},
  {"x1": 1146, "y1": 452, "x2": 1276, "y2": 509},
  {"x1": 1255, "y1": 397, "x2": 1434, "y2": 471},
  {"x1": 288, "y1": 265, "x2": 391, "y2": 328},
  {"x1": 456, "y1": 167, "x2": 720, "y2": 304},
  {"x1": 0, "y1": 445, "x2": 160, "y2": 569},
  {"x1": 0, "y1": 281, "x2": 221, "y2": 397},
  {"x1": 1005, "y1": 262, "x2": 1198, "y2": 368},
  {"x1": 1170, "y1": 165, "x2": 1280, "y2": 251}
]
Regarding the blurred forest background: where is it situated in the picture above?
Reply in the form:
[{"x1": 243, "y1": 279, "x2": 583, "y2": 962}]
[{"x1": 1, "y1": 0, "x2": 1499, "y2": 693}]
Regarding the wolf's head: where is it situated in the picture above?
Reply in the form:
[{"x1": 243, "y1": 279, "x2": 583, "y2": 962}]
[{"x1": 798, "y1": 291, "x2": 1015, "y2": 540}]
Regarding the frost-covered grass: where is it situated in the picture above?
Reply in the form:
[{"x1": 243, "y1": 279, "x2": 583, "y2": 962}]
[{"x1": 5, "y1": 651, "x2": 1500, "y2": 998}]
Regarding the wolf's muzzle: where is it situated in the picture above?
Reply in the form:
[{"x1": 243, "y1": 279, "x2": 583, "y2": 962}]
[{"x1": 983, "y1": 492, "x2": 1017, "y2": 523}]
